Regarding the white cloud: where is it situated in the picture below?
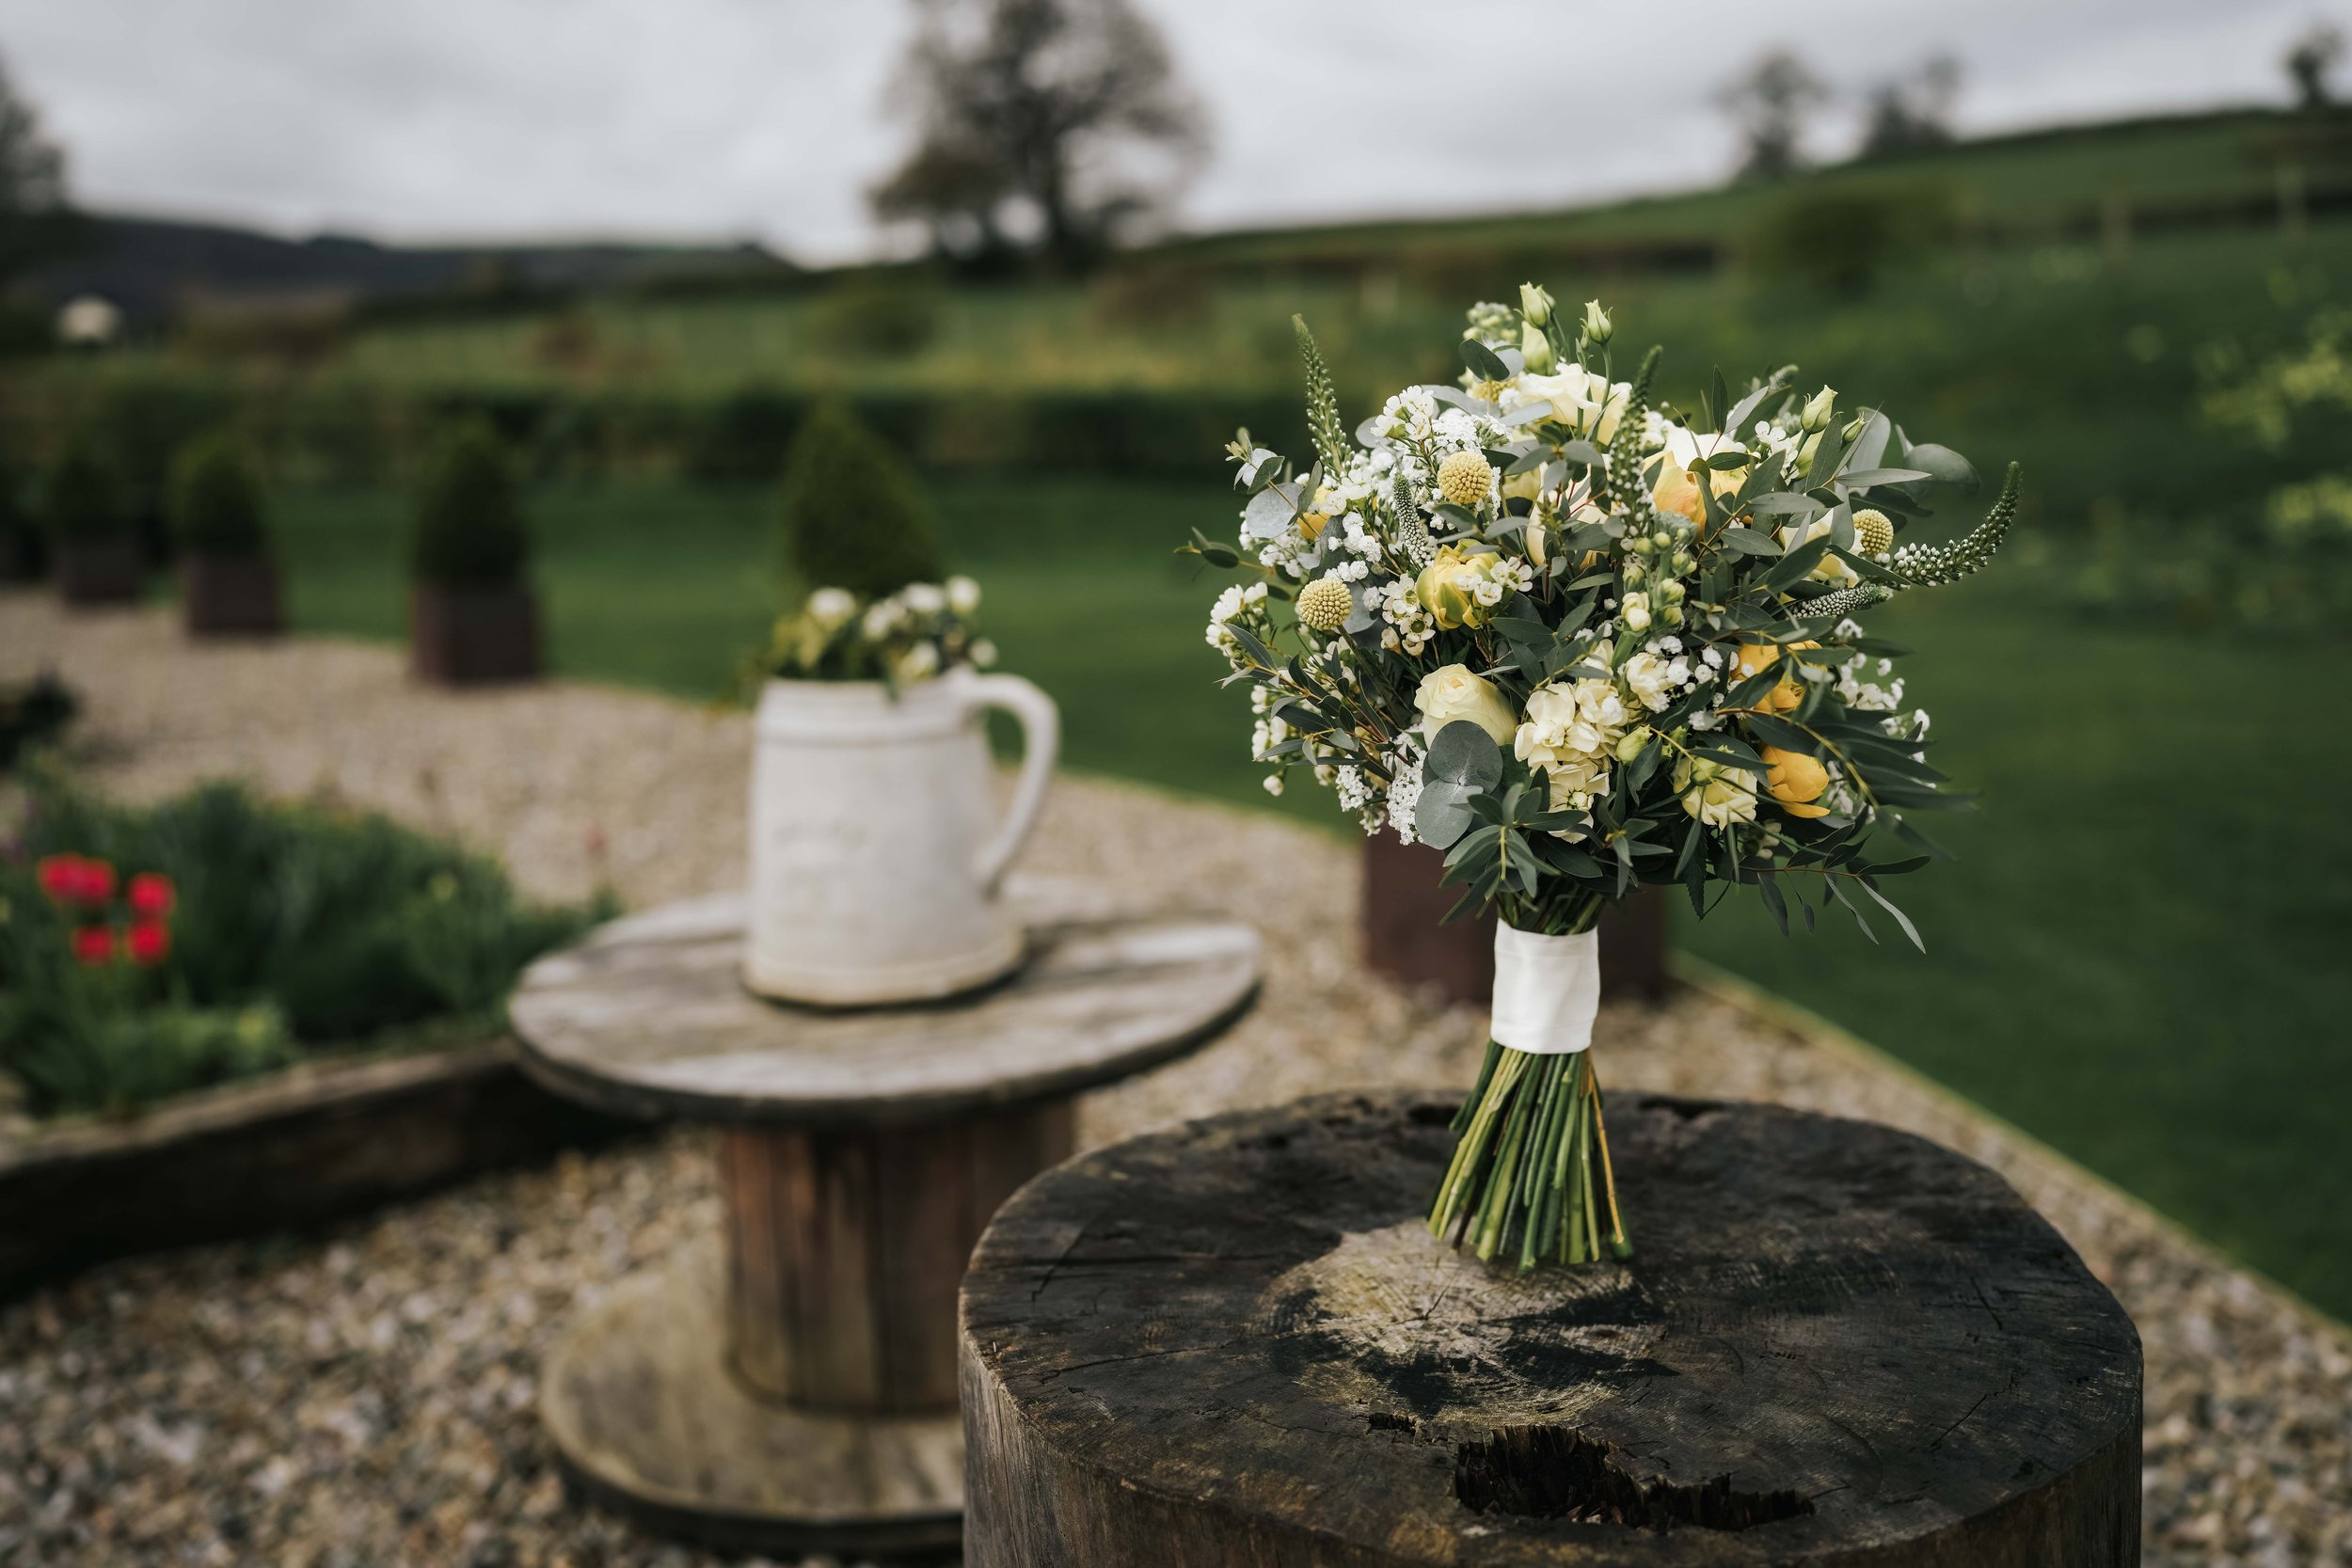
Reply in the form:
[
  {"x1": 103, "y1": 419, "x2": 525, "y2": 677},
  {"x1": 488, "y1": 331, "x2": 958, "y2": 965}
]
[{"x1": 0, "y1": 0, "x2": 2326, "y2": 263}]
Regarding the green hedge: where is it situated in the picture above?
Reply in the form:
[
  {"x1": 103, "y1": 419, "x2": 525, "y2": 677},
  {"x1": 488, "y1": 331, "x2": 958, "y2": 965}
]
[{"x1": 3, "y1": 374, "x2": 1314, "y2": 490}]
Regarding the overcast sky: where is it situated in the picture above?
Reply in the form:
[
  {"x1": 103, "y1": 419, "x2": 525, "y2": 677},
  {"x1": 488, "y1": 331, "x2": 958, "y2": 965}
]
[{"x1": 0, "y1": 0, "x2": 2337, "y2": 262}]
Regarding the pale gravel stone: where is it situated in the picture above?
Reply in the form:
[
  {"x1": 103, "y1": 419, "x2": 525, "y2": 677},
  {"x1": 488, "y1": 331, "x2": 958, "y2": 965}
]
[{"x1": 3, "y1": 594, "x2": 2347, "y2": 1567}]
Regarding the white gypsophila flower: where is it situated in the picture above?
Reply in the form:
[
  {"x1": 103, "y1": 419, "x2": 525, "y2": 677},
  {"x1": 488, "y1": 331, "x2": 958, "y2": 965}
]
[
  {"x1": 1335, "y1": 766, "x2": 1371, "y2": 812},
  {"x1": 945, "y1": 576, "x2": 981, "y2": 615},
  {"x1": 807, "y1": 588, "x2": 856, "y2": 629},
  {"x1": 970, "y1": 639, "x2": 998, "y2": 668},
  {"x1": 861, "y1": 602, "x2": 901, "y2": 641},
  {"x1": 1385, "y1": 747, "x2": 1424, "y2": 845},
  {"x1": 900, "y1": 582, "x2": 947, "y2": 614}
]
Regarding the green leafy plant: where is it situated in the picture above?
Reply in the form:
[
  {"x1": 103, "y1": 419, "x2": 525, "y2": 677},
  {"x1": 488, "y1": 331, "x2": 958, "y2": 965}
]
[
  {"x1": 410, "y1": 420, "x2": 530, "y2": 587},
  {"x1": 812, "y1": 276, "x2": 943, "y2": 357},
  {"x1": 168, "y1": 433, "x2": 271, "y2": 557},
  {"x1": 0, "y1": 770, "x2": 612, "y2": 1117},
  {"x1": 780, "y1": 400, "x2": 943, "y2": 598},
  {"x1": 41, "y1": 433, "x2": 132, "y2": 543}
]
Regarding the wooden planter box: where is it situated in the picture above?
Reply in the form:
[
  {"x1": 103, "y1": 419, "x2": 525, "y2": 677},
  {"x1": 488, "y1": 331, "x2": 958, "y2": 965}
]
[
  {"x1": 0, "y1": 531, "x2": 45, "y2": 582},
  {"x1": 55, "y1": 538, "x2": 145, "y2": 607},
  {"x1": 412, "y1": 581, "x2": 541, "y2": 686},
  {"x1": 183, "y1": 552, "x2": 283, "y2": 637},
  {"x1": 0, "y1": 1037, "x2": 631, "y2": 1301},
  {"x1": 1362, "y1": 834, "x2": 1670, "y2": 1007}
]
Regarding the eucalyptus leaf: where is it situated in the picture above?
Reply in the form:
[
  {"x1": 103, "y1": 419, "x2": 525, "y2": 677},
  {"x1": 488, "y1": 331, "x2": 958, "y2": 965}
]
[
  {"x1": 1460, "y1": 338, "x2": 1511, "y2": 383},
  {"x1": 1424, "y1": 720, "x2": 1504, "y2": 789}
]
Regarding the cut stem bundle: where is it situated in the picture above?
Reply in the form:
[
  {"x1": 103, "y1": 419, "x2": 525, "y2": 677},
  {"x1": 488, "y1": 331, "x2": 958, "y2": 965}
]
[{"x1": 1428, "y1": 1044, "x2": 1630, "y2": 1270}]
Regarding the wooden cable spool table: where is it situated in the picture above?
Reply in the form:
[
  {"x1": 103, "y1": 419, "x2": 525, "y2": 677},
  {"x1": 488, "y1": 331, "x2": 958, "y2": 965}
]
[
  {"x1": 510, "y1": 887, "x2": 1260, "y2": 1558},
  {"x1": 961, "y1": 1089, "x2": 2144, "y2": 1568}
]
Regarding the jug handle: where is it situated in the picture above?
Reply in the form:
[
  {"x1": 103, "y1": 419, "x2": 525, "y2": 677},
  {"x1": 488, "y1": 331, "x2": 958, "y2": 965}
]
[{"x1": 964, "y1": 673, "x2": 1060, "y2": 895}]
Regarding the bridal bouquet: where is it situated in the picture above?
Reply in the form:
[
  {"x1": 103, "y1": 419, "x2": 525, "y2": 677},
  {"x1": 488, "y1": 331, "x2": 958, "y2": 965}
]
[{"x1": 1190, "y1": 286, "x2": 2017, "y2": 1271}]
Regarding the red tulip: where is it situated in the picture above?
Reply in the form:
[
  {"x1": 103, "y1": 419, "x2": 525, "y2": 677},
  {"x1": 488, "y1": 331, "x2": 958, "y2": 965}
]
[
  {"x1": 37, "y1": 854, "x2": 88, "y2": 903},
  {"x1": 76, "y1": 859, "x2": 117, "y2": 903},
  {"x1": 72, "y1": 926, "x2": 116, "y2": 966},
  {"x1": 127, "y1": 872, "x2": 175, "y2": 919},
  {"x1": 125, "y1": 921, "x2": 170, "y2": 967}
]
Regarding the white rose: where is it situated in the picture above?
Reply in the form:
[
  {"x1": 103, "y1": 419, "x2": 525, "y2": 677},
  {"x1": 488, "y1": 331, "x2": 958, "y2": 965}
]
[
  {"x1": 1414, "y1": 664, "x2": 1517, "y2": 744},
  {"x1": 1504, "y1": 366, "x2": 1630, "y2": 443},
  {"x1": 945, "y1": 576, "x2": 981, "y2": 615}
]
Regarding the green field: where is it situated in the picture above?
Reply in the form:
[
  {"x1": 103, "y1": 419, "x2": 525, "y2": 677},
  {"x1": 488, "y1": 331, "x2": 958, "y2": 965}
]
[
  {"x1": 29, "y1": 107, "x2": 2352, "y2": 1315},
  {"x1": 257, "y1": 466, "x2": 2352, "y2": 1319}
]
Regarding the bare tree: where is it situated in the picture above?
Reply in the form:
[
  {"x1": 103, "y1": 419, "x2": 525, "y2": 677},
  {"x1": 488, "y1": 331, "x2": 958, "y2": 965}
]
[
  {"x1": 873, "y1": 0, "x2": 1207, "y2": 273},
  {"x1": 0, "y1": 53, "x2": 76, "y2": 285},
  {"x1": 1860, "y1": 54, "x2": 1961, "y2": 158},
  {"x1": 1718, "y1": 51, "x2": 1830, "y2": 181},
  {"x1": 2285, "y1": 22, "x2": 2344, "y2": 109}
]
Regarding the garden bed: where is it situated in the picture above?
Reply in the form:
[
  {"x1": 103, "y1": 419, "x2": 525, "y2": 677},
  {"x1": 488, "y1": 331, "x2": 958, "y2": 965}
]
[{"x1": 0, "y1": 1035, "x2": 630, "y2": 1300}]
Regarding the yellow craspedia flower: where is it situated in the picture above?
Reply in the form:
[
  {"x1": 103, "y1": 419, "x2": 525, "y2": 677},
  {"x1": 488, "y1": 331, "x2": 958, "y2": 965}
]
[
  {"x1": 1760, "y1": 745, "x2": 1832, "y2": 818},
  {"x1": 1853, "y1": 509, "x2": 1894, "y2": 557},
  {"x1": 1732, "y1": 640, "x2": 1819, "y2": 712},
  {"x1": 1295, "y1": 575, "x2": 1354, "y2": 633},
  {"x1": 1436, "y1": 450, "x2": 1493, "y2": 509}
]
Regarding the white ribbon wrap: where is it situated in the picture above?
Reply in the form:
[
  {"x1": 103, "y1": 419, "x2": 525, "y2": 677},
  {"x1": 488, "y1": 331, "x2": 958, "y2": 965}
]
[{"x1": 1489, "y1": 925, "x2": 1601, "y2": 1055}]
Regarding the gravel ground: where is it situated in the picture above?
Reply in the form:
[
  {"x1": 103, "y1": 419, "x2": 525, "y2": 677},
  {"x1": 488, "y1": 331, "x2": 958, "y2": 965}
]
[{"x1": 3, "y1": 594, "x2": 2347, "y2": 1568}]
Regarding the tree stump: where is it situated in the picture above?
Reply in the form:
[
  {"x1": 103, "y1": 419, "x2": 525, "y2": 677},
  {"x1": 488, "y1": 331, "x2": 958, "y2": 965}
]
[{"x1": 961, "y1": 1090, "x2": 2141, "y2": 1568}]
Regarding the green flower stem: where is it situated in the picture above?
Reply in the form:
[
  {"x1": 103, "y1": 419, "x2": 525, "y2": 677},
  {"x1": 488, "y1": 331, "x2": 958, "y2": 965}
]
[{"x1": 1431, "y1": 1041, "x2": 1628, "y2": 1272}]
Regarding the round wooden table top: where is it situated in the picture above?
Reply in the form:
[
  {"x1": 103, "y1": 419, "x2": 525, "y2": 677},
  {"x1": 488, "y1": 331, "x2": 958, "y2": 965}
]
[{"x1": 510, "y1": 884, "x2": 1261, "y2": 1127}]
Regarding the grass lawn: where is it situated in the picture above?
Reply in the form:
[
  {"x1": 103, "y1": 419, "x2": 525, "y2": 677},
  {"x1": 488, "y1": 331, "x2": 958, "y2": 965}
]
[{"x1": 264, "y1": 471, "x2": 2352, "y2": 1318}]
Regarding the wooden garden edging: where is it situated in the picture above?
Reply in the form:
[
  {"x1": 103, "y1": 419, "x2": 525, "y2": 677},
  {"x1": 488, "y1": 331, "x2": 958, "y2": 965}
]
[
  {"x1": 961, "y1": 1089, "x2": 2143, "y2": 1567},
  {"x1": 0, "y1": 1037, "x2": 630, "y2": 1300}
]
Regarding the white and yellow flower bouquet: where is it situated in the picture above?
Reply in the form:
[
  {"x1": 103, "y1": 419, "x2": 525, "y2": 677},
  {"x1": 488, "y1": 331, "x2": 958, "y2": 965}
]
[{"x1": 1188, "y1": 285, "x2": 2018, "y2": 1271}]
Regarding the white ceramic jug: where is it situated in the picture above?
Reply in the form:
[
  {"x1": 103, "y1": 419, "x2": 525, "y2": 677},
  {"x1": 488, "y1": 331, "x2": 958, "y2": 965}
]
[{"x1": 743, "y1": 668, "x2": 1059, "y2": 1006}]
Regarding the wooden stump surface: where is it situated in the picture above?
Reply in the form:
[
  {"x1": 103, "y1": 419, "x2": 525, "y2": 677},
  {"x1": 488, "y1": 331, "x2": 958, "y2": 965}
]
[
  {"x1": 510, "y1": 891, "x2": 1260, "y2": 1126},
  {"x1": 961, "y1": 1090, "x2": 2142, "y2": 1568}
]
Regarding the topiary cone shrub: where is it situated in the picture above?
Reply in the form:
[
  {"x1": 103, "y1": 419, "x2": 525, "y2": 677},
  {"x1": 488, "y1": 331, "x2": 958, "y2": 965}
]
[
  {"x1": 44, "y1": 434, "x2": 144, "y2": 609},
  {"x1": 408, "y1": 421, "x2": 539, "y2": 686},
  {"x1": 0, "y1": 456, "x2": 42, "y2": 583},
  {"x1": 171, "y1": 433, "x2": 282, "y2": 638},
  {"x1": 780, "y1": 399, "x2": 943, "y2": 600}
]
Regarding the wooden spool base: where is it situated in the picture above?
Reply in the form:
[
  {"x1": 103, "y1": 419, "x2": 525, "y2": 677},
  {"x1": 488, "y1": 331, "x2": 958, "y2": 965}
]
[{"x1": 542, "y1": 1244, "x2": 963, "y2": 1559}]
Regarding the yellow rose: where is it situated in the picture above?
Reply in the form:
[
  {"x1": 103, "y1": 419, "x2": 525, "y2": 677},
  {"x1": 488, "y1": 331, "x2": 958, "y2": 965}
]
[
  {"x1": 1732, "y1": 641, "x2": 1819, "y2": 712},
  {"x1": 1760, "y1": 746, "x2": 1832, "y2": 818},
  {"x1": 1414, "y1": 664, "x2": 1517, "y2": 745},
  {"x1": 1415, "y1": 545, "x2": 1502, "y2": 630}
]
